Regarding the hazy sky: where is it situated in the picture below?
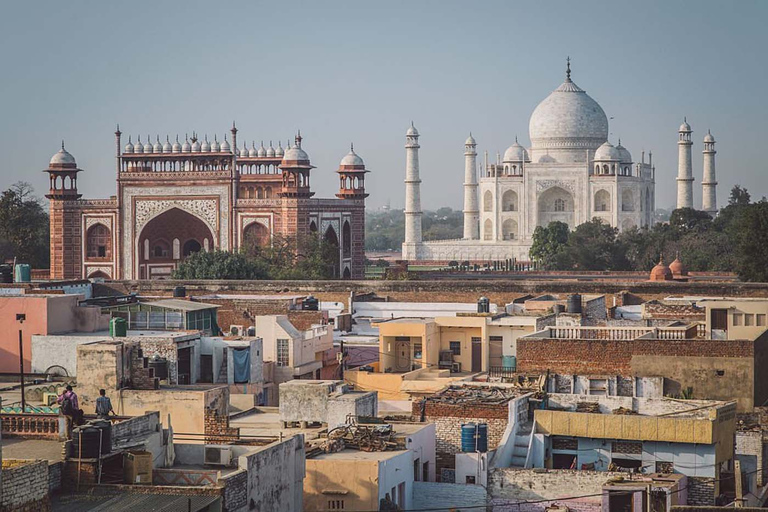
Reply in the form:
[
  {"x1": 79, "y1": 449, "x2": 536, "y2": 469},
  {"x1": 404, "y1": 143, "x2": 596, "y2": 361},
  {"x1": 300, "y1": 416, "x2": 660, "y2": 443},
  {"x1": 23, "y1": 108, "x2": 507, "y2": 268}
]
[{"x1": 1, "y1": 1, "x2": 766, "y2": 211}]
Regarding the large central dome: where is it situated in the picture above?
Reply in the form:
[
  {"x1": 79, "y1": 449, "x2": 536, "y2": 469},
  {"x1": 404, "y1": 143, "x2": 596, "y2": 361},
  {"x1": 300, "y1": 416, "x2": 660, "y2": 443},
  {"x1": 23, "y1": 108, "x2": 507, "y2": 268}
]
[{"x1": 528, "y1": 65, "x2": 608, "y2": 153}]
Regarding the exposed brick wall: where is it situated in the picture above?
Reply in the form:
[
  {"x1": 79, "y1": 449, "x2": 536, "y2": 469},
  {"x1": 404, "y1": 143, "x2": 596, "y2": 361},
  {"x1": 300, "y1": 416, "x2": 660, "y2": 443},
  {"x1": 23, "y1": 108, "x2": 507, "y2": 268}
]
[
  {"x1": 204, "y1": 409, "x2": 239, "y2": 444},
  {"x1": 518, "y1": 338, "x2": 755, "y2": 375},
  {"x1": 736, "y1": 430, "x2": 766, "y2": 486},
  {"x1": 47, "y1": 462, "x2": 62, "y2": 493},
  {"x1": 413, "y1": 400, "x2": 509, "y2": 474},
  {"x1": 0, "y1": 459, "x2": 50, "y2": 512},
  {"x1": 221, "y1": 469, "x2": 248, "y2": 511},
  {"x1": 686, "y1": 477, "x2": 716, "y2": 506}
]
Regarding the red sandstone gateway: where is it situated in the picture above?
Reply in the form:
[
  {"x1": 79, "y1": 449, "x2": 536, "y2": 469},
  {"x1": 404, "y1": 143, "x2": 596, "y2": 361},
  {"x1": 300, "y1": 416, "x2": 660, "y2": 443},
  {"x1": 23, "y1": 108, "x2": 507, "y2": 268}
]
[{"x1": 45, "y1": 126, "x2": 367, "y2": 281}]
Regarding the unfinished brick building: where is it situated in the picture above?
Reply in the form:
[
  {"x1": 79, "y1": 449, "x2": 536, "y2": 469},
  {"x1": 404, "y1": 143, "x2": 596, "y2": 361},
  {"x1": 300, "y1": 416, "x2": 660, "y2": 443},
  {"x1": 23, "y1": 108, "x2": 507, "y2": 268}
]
[{"x1": 45, "y1": 127, "x2": 368, "y2": 281}]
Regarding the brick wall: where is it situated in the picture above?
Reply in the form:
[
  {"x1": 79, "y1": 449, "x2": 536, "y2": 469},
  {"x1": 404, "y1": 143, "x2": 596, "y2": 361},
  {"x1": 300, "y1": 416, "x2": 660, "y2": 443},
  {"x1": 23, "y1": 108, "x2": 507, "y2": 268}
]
[
  {"x1": 686, "y1": 477, "x2": 716, "y2": 506},
  {"x1": 517, "y1": 338, "x2": 755, "y2": 375},
  {"x1": 204, "y1": 409, "x2": 239, "y2": 443},
  {"x1": 221, "y1": 469, "x2": 248, "y2": 511},
  {"x1": 112, "y1": 412, "x2": 159, "y2": 448},
  {"x1": 0, "y1": 459, "x2": 50, "y2": 512},
  {"x1": 413, "y1": 400, "x2": 509, "y2": 474},
  {"x1": 736, "y1": 430, "x2": 765, "y2": 486},
  {"x1": 47, "y1": 462, "x2": 62, "y2": 493}
]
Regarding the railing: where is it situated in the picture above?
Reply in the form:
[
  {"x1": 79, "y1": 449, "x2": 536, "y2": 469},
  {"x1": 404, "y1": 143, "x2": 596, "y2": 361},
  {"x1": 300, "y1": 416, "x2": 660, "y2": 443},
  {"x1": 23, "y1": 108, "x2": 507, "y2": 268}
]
[
  {"x1": 1, "y1": 412, "x2": 60, "y2": 438},
  {"x1": 489, "y1": 366, "x2": 517, "y2": 379},
  {"x1": 538, "y1": 325, "x2": 696, "y2": 341}
]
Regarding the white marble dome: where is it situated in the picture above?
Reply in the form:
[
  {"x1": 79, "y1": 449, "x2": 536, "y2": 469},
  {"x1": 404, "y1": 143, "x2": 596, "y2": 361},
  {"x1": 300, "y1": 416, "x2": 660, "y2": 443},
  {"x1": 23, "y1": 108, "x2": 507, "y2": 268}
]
[
  {"x1": 615, "y1": 141, "x2": 632, "y2": 163},
  {"x1": 503, "y1": 141, "x2": 528, "y2": 163},
  {"x1": 266, "y1": 142, "x2": 276, "y2": 158},
  {"x1": 406, "y1": 123, "x2": 419, "y2": 136},
  {"x1": 50, "y1": 144, "x2": 76, "y2": 166},
  {"x1": 679, "y1": 119, "x2": 692, "y2": 132},
  {"x1": 340, "y1": 145, "x2": 364, "y2": 167},
  {"x1": 123, "y1": 137, "x2": 134, "y2": 154},
  {"x1": 465, "y1": 134, "x2": 476, "y2": 145},
  {"x1": 529, "y1": 78, "x2": 608, "y2": 150},
  {"x1": 283, "y1": 145, "x2": 309, "y2": 162},
  {"x1": 594, "y1": 141, "x2": 620, "y2": 161},
  {"x1": 704, "y1": 130, "x2": 715, "y2": 143}
]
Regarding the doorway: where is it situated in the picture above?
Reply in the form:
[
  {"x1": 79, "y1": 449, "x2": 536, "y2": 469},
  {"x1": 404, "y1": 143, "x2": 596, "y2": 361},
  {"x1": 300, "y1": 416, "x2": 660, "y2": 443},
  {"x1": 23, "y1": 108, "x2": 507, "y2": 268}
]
[
  {"x1": 471, "y1": 338, "x2": 482, "y2": 372},
  {"x1": 395, "y1": 338, "x2": 411, "y2": 372},
  {"x1": 178, "y1": 346, "x2": 192, "y2": 384}
]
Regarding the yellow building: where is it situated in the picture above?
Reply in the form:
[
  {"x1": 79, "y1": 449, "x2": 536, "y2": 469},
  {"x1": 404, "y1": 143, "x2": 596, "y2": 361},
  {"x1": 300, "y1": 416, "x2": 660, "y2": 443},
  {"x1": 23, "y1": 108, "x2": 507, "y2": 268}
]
[{"x1": 699, "y1": 298, "x2": 768, "y2": 340}]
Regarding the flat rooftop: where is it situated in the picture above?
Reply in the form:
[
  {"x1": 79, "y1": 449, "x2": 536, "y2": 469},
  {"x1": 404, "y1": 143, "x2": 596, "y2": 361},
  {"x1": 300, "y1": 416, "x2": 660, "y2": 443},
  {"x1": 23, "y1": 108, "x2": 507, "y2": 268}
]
[
  {"x1": 46, "y1": 330, "x2": 199, "y2": 339},
  {"x1": 1, "y1": 438, "x2": 63, "y2": 463},
  {"x1": 142, "y1": 299, "x2": 220, "y2": 311},
  {"x1": 308, "y1": 448, "x2": 409, "y2": 461},
  {"x1": 424, "y1": 384, "x2": 533, "y2": 405}
]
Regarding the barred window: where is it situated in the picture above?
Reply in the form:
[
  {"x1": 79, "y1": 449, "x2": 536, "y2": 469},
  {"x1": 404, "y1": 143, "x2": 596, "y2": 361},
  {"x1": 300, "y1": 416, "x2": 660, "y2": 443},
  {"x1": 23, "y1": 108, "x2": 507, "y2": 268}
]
[{"x1": 277, "y1": 339, "x2": 289, "y2": 367}]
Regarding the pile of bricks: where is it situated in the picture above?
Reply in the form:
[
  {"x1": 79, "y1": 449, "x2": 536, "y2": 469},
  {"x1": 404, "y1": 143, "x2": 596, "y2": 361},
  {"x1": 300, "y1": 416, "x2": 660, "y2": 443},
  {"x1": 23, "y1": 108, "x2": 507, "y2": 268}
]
[{"x1": 0, "y1": 459, "x2": 51, "y2": 512}]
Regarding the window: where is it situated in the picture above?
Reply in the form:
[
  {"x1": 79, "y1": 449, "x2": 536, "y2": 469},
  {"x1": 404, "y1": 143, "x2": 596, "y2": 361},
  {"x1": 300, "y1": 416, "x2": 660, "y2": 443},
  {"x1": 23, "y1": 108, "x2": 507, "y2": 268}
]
[
  {"x1": 327, "y1": 500, "x2": 345, "y2": 510},
  {"x1": 277, "y1": 339, "x2": 289, "y2": 367},
  {"x1": 758, "y1": 314, "x2": 766, "y2": 326},
  {"x1": 413, "y1": 342, "x2": 423, "y2": 360},
  {"x1": 554, "y1": 198, "x2": 565, "y2": 212},
  {"x1": 414, "y1": 459, "x2": 421, "y2": 481},
  {"x1": 397, "y1": 482, "x2": 405, "y2": 508},
  {"x1": 423, "y1": 461, "x2": 429, "y2": 482},
  {"x1": 86, "y1": 224, "x2": 111, "y2": 259},
  {"x1": 745, "y1": 314, "x2": 755, "y2": 326},
  {"x1": 449, "y1": 341, "x2": 461, "y2": 356},
  {"x1": 733, "y1": 313, "x2": 743, "y2": 326},
  {"x1": 466, "y1": 475, "x2": 476, "y2": 484}
]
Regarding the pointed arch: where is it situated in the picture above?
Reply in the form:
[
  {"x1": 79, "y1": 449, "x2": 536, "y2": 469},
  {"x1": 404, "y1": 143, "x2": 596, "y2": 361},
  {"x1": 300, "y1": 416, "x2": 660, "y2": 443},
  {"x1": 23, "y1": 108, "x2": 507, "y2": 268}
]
[
  {"x1": 483, "y1": 219, "x2": 493, "y2": 241},
  {"x1": 483, "y1": 190, "x2": 493, "y2": 212},
  {"x1": 342, "y1": 221, "x2": 351, "y2": 259},
  {"x1": 622, "y1": 189, "x2": 635, "y2": 212},
  {"x1": 502, "y1": 219, "x2": 518, "y2": 240},
  {"x1": 86, "y1": 223, "x2": 112, "y2": 260},
  {"x1": 501, "y1": 190, "x2": 518, "y2": 212},
  {"x1": 594, "y1": 189, "x2": 611, "y2": 212}
]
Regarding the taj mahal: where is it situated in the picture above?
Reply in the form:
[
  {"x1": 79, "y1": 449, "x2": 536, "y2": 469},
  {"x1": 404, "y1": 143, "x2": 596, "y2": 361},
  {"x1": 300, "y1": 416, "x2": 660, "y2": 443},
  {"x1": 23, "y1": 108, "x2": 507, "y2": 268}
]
[{"x1": 401, "y1": 60, "x2": 718, "y2": 263}]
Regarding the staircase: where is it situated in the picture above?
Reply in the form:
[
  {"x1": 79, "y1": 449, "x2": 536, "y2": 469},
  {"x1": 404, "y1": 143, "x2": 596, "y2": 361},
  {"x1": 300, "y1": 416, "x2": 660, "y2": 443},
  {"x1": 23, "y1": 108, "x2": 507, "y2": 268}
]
[
  {"x1": 510, "y1": 423, "x2": 533, "y2": 468},
  {"x1": 216, "y1": 354, "x2": 228, "y2": 384}
]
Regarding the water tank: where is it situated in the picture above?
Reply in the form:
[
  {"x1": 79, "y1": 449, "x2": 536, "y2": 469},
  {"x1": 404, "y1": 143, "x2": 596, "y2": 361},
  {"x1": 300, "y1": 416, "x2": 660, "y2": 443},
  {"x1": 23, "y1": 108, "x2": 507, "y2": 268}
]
[
  {"x1": 302, "y1": 296, "x2": 319, "y2": 311},
  {"x1": 173, "y1": 286, "x2": 186, "y2": 298},
  {"x1": 477, "y1": 297, "x2": 490, "y2": 313},
  {"x1": 148, "y1": 355, "x2": 169, "y2": 381},
  {"x1": 502, "y1": 355, "x2": 517, "y2": 371},
  {"x1": 109, "y1": 317, "x2": 127, "y2": 337},
  {"x1": 14, "y1": 264, "x2": 31, "y2": 283},
  {"x1": 476, "y1": 423, "x2": 488, "y2": 453},
  {"x1": 566, "y1": 294, "x2": 582, "y2": 314},
  {"x1": 552, "y1": 304, "x2": 565, "y2": 314},
  {"x1": 71, "y1": 422, "x2": 111, "y2": 458},
  {"x1": 90, "y1": 419, "x2": 112, "y2": 455},
  {"x1": 0, "y1": 264, "x2": 12, "y2": 283},
  {"x1": 461, "y1": 423, "x2": 477, "y2": 452}
]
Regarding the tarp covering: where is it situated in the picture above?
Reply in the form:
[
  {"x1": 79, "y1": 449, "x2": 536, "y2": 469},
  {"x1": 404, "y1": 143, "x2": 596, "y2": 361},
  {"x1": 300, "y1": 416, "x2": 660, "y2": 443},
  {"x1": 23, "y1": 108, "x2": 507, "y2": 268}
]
[{"x1": 233, "y1": 348, "x2": 250, "y2": 383}]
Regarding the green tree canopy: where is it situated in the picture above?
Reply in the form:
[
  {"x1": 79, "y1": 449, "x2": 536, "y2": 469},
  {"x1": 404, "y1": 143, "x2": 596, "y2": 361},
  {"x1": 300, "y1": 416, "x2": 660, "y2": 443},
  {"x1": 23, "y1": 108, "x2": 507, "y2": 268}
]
[
  {"x1": 530, "y1": 221, "x2": 569, "y2": 268},
  {"x1": 172, "y1": 250, "x2": 268, "y2": 280},
  {"x1": 0, "y1": 182, "x2": 49, "y2": 268}
]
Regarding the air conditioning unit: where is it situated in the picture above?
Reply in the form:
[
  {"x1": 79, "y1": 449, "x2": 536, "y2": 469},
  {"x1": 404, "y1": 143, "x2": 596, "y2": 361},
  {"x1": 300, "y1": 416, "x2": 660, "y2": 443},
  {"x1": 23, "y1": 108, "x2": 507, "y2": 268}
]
[
  {"x1": 230, "y1": 325, "x2": 243, "y2": 336},
  {"x1": 204, "y1": 445, "x2": 232, "y2": 466}
]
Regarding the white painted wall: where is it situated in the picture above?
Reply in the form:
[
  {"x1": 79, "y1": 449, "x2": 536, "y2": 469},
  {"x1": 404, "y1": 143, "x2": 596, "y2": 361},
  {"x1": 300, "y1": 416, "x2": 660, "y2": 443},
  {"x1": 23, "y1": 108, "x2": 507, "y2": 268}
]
[
  {"x1": 377, "y1": 450, "x2": 414, "y2": 510},
  {"x1": 404, "y1": 423, "x2": 437, "y2": 482}
]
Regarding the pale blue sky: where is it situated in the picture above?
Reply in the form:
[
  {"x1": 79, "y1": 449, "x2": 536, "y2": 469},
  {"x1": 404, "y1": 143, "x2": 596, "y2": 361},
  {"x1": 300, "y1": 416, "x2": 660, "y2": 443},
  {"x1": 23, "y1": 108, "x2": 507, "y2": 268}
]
[{"x1": 1, "y1": 1, "x2": 766, "y2": 210}]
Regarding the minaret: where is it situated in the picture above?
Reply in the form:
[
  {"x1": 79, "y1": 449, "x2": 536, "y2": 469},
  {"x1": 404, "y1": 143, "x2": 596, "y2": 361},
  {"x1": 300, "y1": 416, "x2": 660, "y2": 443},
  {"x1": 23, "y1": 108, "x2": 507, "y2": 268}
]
[
  {"x1": 702, "y1": 130, "x2": 717, "y2": 216},
  {"x1": 463, "y1": 133, "x2": 479, "y2": 240},
  {"x1": 676, "y1": 118, "x2": 694, "y2": 209},
  {"x1": 402, "y1": 122, "x2": 422, "y2": 259}
]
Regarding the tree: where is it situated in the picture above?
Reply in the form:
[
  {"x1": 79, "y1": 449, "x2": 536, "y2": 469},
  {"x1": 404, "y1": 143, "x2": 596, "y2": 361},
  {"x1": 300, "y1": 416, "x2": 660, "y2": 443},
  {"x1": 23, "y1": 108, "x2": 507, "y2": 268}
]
[
  {"x1": 565, "y1": 219, "x2": 629, "y2": 271},
  {"x1": 0, "y1": 182, "x2": 49, "y2": 268},
  {"x1": 172, "y1": 250, "x2": 268, "y2": 280},
  {"x1": 729, "y1": 185, "x2": 751, "y2": 207},
  {"x1": 530, "y1": 221, "x2": 569, "y2": 269},
  {"x1": 669, "y1": 208, "x2": 713, "y2": 233},
  {"x1": 733, "y1": 202, "x2": 768, "y2": 282}
]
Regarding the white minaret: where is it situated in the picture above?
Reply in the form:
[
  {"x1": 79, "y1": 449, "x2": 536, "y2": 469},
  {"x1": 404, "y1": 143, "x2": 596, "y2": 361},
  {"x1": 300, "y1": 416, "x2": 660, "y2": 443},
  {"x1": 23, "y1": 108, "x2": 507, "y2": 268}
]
[
  {"x1": 702, "y1": 130, "x2": 717, "y2": 215},
  {"x1": 463, "y1": 133, "x2": 479, "y2": 240},
  {"x1": 402, "y1": 122, "x2": 422, "y2": 259},
  {"x1": 676, "y1": 118, "x2": 694, "y2": 209}
]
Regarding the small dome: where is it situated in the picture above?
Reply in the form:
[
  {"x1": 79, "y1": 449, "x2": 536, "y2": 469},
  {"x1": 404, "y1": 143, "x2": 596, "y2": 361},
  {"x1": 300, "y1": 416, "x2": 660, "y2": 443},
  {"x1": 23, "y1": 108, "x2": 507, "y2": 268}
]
[
  {"x1": 704, "y1": 130, "x2": 715, "y2": 143},
  {"x1": 134, "y1": 137, "x2": 144, "y2": 154},
  {"x1": 649, "y1": 255, "x2": 673, "y2": 281},
  {"x1": 669, "y1": 254, "x2": 688, "y2": 277},
  {"x1": 241, "y1": 143, "x2": 249, "y2": 158},
  {"x1": 275, "y1": 141, "x2": 284, "y2": 157},
  {"x1": 162, "y1": 136, "x2": 172, "y2": 153},
  {"x1": 679, "y1": 119, "x2": 692, "y2": 132},
  {"x1": 201, "y1": 136, "x2": 211, "y2": 152},
  {"x1": 191, "y1": 138, "x2": 202, "y2": 153},
  {"x1": 211, "y1": 136, "x2": 220, "y2": 152},
  {"x1": 406, "y1": 123, "x2": 419, "y2": 136},
  {"x1": 594, "y1": 141, "x2": 620, "y2": 161},
  {"x1": 283, "y1": 144, "x2": 309, "y2": 162},
  {"x1": 465, "y1": 133, "x2": 476, "y2": 145},
  {"x1": 182, "y1": 137, "x2": 192, "y2": 153},
  {"x1": 172, "y1": 136, "x2": 182, "y2": 153},
  {"x1": 143, "y1": 136, "x2": 154, "y2": 154},
  {"x1": 49, "y1": 143, "x2": 76, "y2": 166},
  {"x1": 266, "y1": 141, "x2": 276, "y2": 158},
  {"x1": 340, "y1": 144, "x2": 365, "y2": 167},
  {"x1": 503, "y1": 140, "x2": 528, "y2": 163},
  {"x1": 257, "y1": 141, "x2": 266, "y2": 158},
  {"x1": 153, "y1": 137, "x2": 163, "y2": 153},
  {"x1": 220, "y1": 136, "x2": 231, "y2": 153},
  {"x1": 123, "y1": 137, "x2": 134, "y2": 154},
  {"x1": 615, "y1": 140, "x2": 632, "y2": 163},
  {"x1": 248, "y1": 142, "x2": 257, "y2": 158}
]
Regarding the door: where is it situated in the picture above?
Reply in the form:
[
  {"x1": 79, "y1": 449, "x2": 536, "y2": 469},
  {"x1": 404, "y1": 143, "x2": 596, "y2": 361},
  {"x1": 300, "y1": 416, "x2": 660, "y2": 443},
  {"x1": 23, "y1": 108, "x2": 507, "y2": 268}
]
[
  {"x1": 177, "y1": 346, "x2": 191, "y2": 384},
  {"x1": 395, "y1": 340, "x2": 411, "y2": 371},
  {"x1": 471, "y1": 338, "x2": 482, "y2": 373},
  {"x1": 711, "y1": 308, "x2": 728, "y2": 338},
  {"x1": 199, "y1": 354, "x2": 213, "y2": 383}
]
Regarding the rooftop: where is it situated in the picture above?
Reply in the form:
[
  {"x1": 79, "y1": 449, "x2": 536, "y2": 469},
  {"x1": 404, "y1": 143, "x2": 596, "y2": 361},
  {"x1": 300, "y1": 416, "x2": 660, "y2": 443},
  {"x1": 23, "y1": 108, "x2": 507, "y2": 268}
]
[
  {"x1": 142, "y1": 299, "x2": 220, "y2": 311},
  {"x1": 423, "y1": 384, "x2": 534, "y2": 405},
  {"x1": 307, "y1": 448, "x2": 409, "y2": 462}
]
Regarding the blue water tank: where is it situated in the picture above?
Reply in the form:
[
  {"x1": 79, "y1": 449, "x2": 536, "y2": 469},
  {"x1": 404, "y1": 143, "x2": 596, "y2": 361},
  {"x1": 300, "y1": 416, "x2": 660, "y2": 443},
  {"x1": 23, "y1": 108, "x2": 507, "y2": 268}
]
[
  {"x1": 476, "y1": 423, "x2": 488, "y2": 453},
  {"x1": 501, "y1": 355, "x2": 517, "y2": 371},
  {"x1": 14, "y1": 264, "x2": 31, "y2": 283},
  {"x1": 461, "y1": 423, "x2": 476, "y2": 452}
]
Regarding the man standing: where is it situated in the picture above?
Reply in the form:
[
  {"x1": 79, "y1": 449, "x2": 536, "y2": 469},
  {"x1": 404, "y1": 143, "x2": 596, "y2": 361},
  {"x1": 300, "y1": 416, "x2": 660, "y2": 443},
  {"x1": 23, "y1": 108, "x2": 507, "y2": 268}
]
[
  {"x1": 57, "y1": 385, "x2": 79, "y2": 437},
  {"x1": 95, "y1": 389, "x2": 115, "y2": 419}
]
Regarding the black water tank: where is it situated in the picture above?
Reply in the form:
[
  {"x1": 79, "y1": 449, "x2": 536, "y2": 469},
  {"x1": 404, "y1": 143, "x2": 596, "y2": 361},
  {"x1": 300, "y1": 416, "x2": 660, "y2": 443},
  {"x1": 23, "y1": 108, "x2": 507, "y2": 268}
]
[
  {"x1": 148, "y1": 355, "x2": 169, "y2": 381},
  {"x1": 477, "y1": 297, "x2": 490, "y2": 313},
  {"x1": 302, "y1": 296, "x2": 319, "y2": 311},
  {"x1": 566, "y1": 294, "x2": 582, "y2": 314},
  {"x1": 0, "y1": 265, "x2": 12, "y2": 284},
  {"x1": 553, "y1": 304, "x2": 565, "y2": 314},
  {"x1": 71, "y1": 421, "x2": 111, "y2": 458},
  {"x1": 173, "y1": 286, "x2": 186, "y2": 298}
]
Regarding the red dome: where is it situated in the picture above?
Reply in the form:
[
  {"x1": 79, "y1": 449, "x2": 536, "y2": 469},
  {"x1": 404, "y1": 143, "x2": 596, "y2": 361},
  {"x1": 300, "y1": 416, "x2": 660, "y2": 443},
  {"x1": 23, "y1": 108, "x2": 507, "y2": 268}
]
[
  {"x1": 669, "y1": 254, "x2": 688, "y2": 277},
  {"x1": 650, "y1": 255, "x2": 673, "y2": 281}
]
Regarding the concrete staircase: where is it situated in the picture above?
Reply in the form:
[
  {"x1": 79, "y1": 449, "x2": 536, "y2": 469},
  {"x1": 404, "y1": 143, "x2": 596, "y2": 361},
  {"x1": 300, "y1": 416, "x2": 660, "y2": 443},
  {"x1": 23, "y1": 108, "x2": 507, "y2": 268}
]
[
  {"x1": 216, "y1": 354, "x2": 228, "y2": 384},
  {"x1": 510, "y1": 422, "x2": 533, "y2": 468}
]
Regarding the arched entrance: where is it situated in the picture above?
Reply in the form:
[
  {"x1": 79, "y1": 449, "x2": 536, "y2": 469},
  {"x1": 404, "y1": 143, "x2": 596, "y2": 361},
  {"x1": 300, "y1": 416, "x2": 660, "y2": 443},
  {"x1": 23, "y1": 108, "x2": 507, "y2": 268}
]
[
  {"x1": 324, "y1": 226, "x2": 340, "y2": 279},
  {"x1": 243, "y1": 222, "x2": 270, "y2": 251},
  {"x1": 138, "y1": 208, "x2": 214, "y2": 279},
  {"x1": 537, "y1": 186, "x2": 574, "y2": 228}
]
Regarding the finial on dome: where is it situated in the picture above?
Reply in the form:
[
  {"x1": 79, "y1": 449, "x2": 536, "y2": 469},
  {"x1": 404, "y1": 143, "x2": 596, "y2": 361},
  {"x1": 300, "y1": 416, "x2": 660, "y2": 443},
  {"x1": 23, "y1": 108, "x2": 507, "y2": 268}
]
[
  {"x1": 231, "y1": 121, "x2": 237, "y2": 133},
  {"x1": 566, "y1": 56, "x2": 571, "y2": 81},
  {"x1": 515, "y1": 136, "x2": 518, "y2": 143},
  {"x1": 61, "y1": 140, "x2": 65, "y2": 150},
  {"x1": 684, "y1": 116, "x2": 687, "y2": 123},
  {"x1": 350, "y1": 142, "x2": 354, "y2": 152},
  {"x1": 115, "y1": 124, "x2": 121, "y2": 135}
]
